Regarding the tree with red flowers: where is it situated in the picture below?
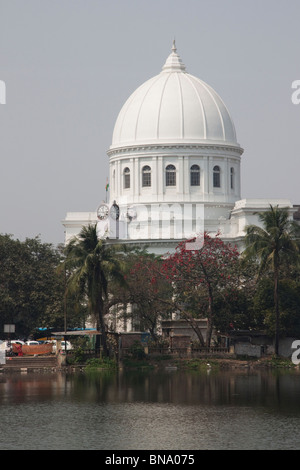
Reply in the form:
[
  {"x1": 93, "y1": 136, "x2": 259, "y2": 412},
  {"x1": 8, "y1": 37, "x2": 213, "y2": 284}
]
[
  {"x1": 116, "y1": 252, "x2": 173, "y2": 342},
  {"x1": 161, "y1": 232, "x2": 240, "y2": 346}
]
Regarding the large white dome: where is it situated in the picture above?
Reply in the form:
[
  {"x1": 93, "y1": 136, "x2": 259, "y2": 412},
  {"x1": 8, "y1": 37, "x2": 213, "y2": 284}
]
[{"x1": 110, "y1": 42, "x2": 239, "y2": 150}]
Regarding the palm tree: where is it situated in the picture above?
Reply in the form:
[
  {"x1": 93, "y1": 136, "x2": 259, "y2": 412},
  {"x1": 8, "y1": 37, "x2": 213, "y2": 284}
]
[
  {"x1": 64, "y1": 224, "x2": 124, "y2": 356},
  {"x1": 243, "y1": 205, "x2": 300, "y2": 356}
]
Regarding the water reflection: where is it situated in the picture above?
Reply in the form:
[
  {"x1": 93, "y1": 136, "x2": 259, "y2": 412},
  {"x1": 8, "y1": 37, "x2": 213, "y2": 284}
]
[
  {"x1": 64, "y1": 369, "x2": 300, "y2": 412},
  {"x1": 1, "y1": 369, "x2": 300, "y2": 411},
  {"x1": 0, "y1": 369, "x2": 300, "y2": 449},
  {"x1": 0, "y1": 372, "x2": 70, "y2": 405}
]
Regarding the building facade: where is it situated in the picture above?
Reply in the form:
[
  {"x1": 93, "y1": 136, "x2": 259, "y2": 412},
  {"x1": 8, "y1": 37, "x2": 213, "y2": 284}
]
[{"x1": 62, "y1": 42, "x2": 296, "y2": 253}]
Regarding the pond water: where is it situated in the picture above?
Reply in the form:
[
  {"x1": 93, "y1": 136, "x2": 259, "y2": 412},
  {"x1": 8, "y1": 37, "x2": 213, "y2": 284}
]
[{"x1": 0, "y1": 367, "x2": 300, "y2": 450}]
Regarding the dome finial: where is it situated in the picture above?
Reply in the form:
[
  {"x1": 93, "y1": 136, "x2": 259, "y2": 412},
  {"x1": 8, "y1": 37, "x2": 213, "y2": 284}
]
[
  {"x1": 172, "y1": 39, "x2": 177, "y2": 53},
  {"x1": 162, "y1": 40, "x2": 186, "y2": 73}
]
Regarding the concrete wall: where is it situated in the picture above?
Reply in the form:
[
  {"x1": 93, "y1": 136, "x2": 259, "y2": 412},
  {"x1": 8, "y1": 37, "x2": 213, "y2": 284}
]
[
  {"x1": 119, "y1": 333, "x2": 144, "y2": 349},
  {"x1": 234, "y1": 338, "x2": 299, "y2": 358},
  {"x1": 170, "y1": 335, "x2": 191, "y2": 349},
  {"x1": 235, "y1": 343, "x2": 262, "y2": 358},
  {"x1": 162, "y1": 319, "x2": 208, "y2": 343}
]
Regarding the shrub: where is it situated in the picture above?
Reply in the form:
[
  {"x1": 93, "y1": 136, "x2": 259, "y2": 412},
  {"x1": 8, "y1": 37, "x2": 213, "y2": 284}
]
[
  {"x1": 129, "y1": 341, "x2": 146, "y2": 360},
  {"x1": 85, "y1": 357, "x2": 117, "y2": 370}
]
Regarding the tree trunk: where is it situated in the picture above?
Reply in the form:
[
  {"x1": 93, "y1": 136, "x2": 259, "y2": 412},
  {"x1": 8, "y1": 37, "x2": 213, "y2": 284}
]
[
  {"x1": 274, "y1": 267, "x2": 279, "y2": 356},
  {"x1": 206, "y1": 286, "x2": 214, "y2": 347},
  {"x1": 201, "y1": 264, "x2": 214, "y2": 347},
  {"x1": 178, "y1": 307, "x2": 205, "y2": 346},
  {"x1": 149, "y1": 325, "x2": 158, "y2": 343},
  {"x1": 97, "y1": 297, "x2": 108, "y2": 356},
  {"x1": 206, "y1": 316, "x2": 213, "y2": 348}
]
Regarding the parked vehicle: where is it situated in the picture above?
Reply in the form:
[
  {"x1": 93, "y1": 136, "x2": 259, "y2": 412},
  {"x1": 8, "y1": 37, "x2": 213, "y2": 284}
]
[
  {"x1": 0, "y1": 341, "x2": 21, "y2": 356},
  {"x1": 52, "y1": 341, "x2": 72, "y2": 352},
  {"x1": 0, "y1": 341, "x2": 11, "y2": 352},
  {"x1": 25, "y1": 341, "x2": 40, "y2": 346}
]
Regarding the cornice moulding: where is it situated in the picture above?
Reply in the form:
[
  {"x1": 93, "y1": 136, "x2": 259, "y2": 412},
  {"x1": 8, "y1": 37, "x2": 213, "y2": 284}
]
[{"x1": 108, "y1": 143, "x2": 244, "y2": 159}]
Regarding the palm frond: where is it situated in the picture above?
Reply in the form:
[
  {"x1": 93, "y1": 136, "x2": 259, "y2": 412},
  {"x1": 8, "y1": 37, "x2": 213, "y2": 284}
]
[{"x1": 243, "y1": 205, "x2": 300, "y2": 275}]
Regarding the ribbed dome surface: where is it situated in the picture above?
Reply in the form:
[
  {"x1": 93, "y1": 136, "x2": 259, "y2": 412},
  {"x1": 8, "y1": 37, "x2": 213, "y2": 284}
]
[{"x1": 111, "y1": 42, "x2": 238, "y2": 149}]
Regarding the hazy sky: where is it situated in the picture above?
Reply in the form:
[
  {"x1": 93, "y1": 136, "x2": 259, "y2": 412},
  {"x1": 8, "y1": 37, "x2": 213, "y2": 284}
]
[{"x1": 1, "y1": 0, "x2": 300, "y2": 246}]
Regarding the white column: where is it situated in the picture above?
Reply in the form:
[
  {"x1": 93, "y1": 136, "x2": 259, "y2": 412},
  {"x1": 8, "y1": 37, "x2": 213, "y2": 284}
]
[
  {"x1": 133, "y1": 157, "x2": 139, "y2": 200},
  {"x1": 110, "y1": 163, "x2": 114, "y2": 200},
  {"x1": 158, "y1": 156, "x2": 163, "y2": 198},
  {"x1": 237, "y1": 160, "x2": 241, "y2": 199},
  {"x1": 117, "y1": 160, "x2": 121, "y2": 200},
  {"x1": 152, "y1": 156, "x2": 158, "y2": 201},
  {"x1": 224, "y1": 157, "x2": 229, "y2": 197},
  {"x1": 207, "y1": 156, "x2": 213, "y2": 196},
  {"x1": 183, "y1": 156, "x2": 189, "y2": 198},
  {"x1": 178, "y1": 156, "x2": 184, "y2": 195}
]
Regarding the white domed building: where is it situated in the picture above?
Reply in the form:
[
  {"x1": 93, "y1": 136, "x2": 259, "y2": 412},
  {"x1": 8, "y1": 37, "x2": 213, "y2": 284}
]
[{"x1": 62, "y1": 42, "x2": 295, "y2": 252}]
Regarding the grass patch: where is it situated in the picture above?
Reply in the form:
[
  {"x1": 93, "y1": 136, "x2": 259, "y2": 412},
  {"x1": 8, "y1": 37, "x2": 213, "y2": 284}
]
[
  {"x1": 267, "y1": 356, "x2": 296, "y2": 368},
  {"x1": 149, "y1": 354, "x2": 173, "y2": 361},
  {"x1": 84, "y1": 357, "x2": 118, "y2": 371},
  {"x1": 176, "y1": 358, "x2": 220, "y2": 371},
  {"x1": 122, "y1": 357, "x2": 154, "y2": 369}
]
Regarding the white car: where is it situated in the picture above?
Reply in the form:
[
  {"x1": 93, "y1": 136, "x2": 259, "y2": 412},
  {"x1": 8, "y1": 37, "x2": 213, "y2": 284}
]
[
  {"x1": 52, "y1": 341, "x2": 72, "y2": 352},
  {"x1": 25, "y1": 341, "x2": 40, "y2": 346},
  {"x1": 0, "y1": 341, "x2": 24, "y2": 353},
  {"x1": 0, "y1": 341, "x2": 11, "y2": 352}
]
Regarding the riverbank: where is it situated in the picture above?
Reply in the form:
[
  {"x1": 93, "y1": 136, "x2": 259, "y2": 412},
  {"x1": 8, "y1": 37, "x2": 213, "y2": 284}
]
[
  {"x1": 78, "y1": 354, "x2": 298, "y2": 372},
  {"x1": 122, "y1": 355, "x2": 298, "y2": 371},
  {"x1": 1, "y1": 354, "x2": 298, "y2": 373}
]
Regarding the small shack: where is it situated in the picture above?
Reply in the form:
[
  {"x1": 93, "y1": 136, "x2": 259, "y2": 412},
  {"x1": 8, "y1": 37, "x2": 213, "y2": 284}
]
[
  {"x1": 52, "y1": 329, "x2": 101, "y2": 349},
  {"x1": 161, "y1": 318, "x2": 210, "y2": 344},
  {"x1": 228, "y1": 330, "x2": 273, "y2": 358}
]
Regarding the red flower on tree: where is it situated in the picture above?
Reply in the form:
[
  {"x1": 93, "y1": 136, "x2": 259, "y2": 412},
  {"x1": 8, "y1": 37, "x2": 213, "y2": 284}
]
[{"x1": 161, "y1": 232, "x2": 240, "y2": 346}]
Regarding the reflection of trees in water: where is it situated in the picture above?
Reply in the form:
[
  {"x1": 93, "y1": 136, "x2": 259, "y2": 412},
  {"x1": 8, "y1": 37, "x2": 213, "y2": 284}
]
[
  {"x1": 2, "y1": 370, "x2": 299, "y2": 412},
  {"x1": 69, "y1": 369, "x2": 300, "y2": 412}
]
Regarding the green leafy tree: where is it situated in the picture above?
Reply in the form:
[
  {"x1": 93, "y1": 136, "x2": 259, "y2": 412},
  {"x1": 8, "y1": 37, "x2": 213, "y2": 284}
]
[
  {"x1": 253, "y1": 277, "x2": 300, "y2": 338},
  {"x1": 0, "y1": 234, "x2": 65, "y2": 337},
  {"x1": 243, "y1": 205, "x2": 300, "y2": 355},
  {"x1": 63, "y1": 224, "x2": 124, "y2": 356},
  {"x1": 208, "y1": 254, "x2": 258, "y2": 335}
]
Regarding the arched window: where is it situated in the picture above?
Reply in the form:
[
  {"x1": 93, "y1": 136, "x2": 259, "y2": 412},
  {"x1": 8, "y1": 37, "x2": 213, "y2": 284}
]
[
  {"x1": 190, "y1": 164, "x2": 200, "y2": 186},
  {"x1": 142, "y1": 165, "x2": 151, "y2": 187},
  {"x1": 166, "y1": 164, "x2": 176, "y2": 186},
  {"x1": 124, "y1": 167, "x2": 130, "y2": 189},
  {"x1": 213, "y1": 165, "x2": 221, "y2": 188},
  {"x1": 230, "y1": 167, "x2": 234, "y2": 190}
]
